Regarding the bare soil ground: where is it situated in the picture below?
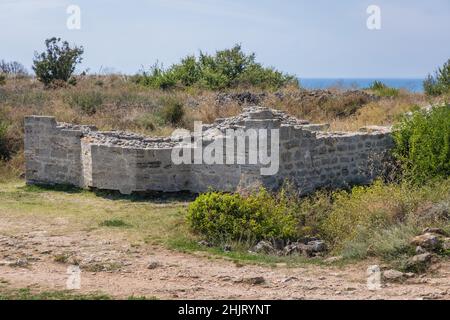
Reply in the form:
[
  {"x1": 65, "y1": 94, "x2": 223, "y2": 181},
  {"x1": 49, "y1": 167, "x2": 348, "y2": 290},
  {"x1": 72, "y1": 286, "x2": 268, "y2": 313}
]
[{"x1": 1, "y1": 216, "x2": 449, "y2": 300}]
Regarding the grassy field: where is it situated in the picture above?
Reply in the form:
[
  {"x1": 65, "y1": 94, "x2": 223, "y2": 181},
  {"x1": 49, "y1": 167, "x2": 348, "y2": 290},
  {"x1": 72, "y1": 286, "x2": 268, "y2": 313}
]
[
  {"x1": 0, "y1": 180, "x2": 334, "y2": 267},
  {"x1": 0, "y1": 180, "x2": 189, "y2": 245},
  {"x1": 1, "y1": 177, "x2": 448, "y2": 270}
]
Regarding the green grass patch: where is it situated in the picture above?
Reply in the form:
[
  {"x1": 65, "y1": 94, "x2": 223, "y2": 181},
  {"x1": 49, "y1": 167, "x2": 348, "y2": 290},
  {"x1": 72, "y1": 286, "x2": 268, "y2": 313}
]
[{"x1": 99, "y1": 219, "x2": 131, "y2": 228}]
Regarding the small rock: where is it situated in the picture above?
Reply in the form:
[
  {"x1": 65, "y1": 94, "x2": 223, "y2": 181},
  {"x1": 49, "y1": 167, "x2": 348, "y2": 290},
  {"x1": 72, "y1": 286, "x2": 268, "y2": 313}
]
[
  {"x1": 281, "y1": 276, "x2": 298, "y2": 283},
  {"x1": 242, "y1": 276, "x2": 266, "y2": 285},
  {"x1": 13, "y1": 258, "x2": 29, "y2": 267},
  {"x1": 406, "y1": 253, "x2": 433, "y2": 273},
  {"x1": 307, "y1": 240, "x2": 327, "y2": 253},
  {"x1": 197, "y1": 240, "x2": 213, "y2": 247},
  {"x1": 415, "y1": 246, "x2": 427, "y2": 254},
  {"x1": 382, "y1": 269, "x2": 405, "y2": 282},
  {"x1": 283, "y1": 242, "x2": 310, "y2": 256},
  {"x1": 147, "y1": 260, "x2": 161, "y2": 269},
  {"x1": 251, "y1": 240, "x2": 275, "y2": 254},
  {"x1": 223, "y1": 244, "x2": 232, "y2": 252},
  {"x1": 422, "y1": 227, "x2": 448, "y2": 237},
  {"x1": 442, "y1": 238, "x2": 450, "y2": 251},
  {"x1": 411, "y1": 233, "x2": 442, "y2": 251}
]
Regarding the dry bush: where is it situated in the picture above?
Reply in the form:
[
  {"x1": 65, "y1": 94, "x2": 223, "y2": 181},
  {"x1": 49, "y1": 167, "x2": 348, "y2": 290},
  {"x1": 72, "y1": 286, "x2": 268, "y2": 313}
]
[{"x1": 329, "y1": 91, "x2": 429, "y2": 131}]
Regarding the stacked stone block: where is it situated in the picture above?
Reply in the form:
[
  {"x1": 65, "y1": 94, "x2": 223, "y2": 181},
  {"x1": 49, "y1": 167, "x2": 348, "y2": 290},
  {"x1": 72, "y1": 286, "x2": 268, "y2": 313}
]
[{"x1": 24, "y1": 107, "x2": 394, "y2": 195}]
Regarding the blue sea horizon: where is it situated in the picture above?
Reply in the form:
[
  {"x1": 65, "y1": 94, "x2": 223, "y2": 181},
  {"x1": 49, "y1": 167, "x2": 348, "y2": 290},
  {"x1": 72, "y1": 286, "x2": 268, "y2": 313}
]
[{"x1": 299, "y1": 78, "x2": 424, "y2": 93}]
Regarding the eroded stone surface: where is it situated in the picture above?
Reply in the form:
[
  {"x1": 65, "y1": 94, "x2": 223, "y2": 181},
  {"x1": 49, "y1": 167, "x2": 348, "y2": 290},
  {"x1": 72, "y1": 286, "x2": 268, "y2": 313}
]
[{"x1": 24, "y1": 107, "x2": 394, "y2": 195}]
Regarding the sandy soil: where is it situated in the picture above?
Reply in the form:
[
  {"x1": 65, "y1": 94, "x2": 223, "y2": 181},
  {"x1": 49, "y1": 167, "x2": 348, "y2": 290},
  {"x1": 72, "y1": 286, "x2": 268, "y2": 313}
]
[{"x1": 0, "y1": 215, "x2": 449, "y2": 300}]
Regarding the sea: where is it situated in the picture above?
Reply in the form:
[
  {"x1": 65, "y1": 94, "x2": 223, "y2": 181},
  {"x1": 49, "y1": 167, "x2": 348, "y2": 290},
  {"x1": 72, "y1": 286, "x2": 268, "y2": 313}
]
[{"x1": 299, "y1": 78, "x2": 424, "y2": 93}]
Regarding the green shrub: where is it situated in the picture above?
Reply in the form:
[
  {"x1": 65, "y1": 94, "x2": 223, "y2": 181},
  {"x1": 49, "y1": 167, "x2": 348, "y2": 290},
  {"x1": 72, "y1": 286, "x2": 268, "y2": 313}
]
[
  {"x1": 65, "y1": 90, "x2": 103, "y2": 115},
  {"x1": 33, "y1": 37, "x2": 84, "y2": 87},
  {"x1": 341, "y1": 224, "x2": 417, "y2": 260},
  {"x1": 186, "y1": 189, "x2": 299, "y2": 244},
  {"x1": 368, "y1": 81, "x2": 399, "y2": 97},
  {"x1": 159, "y1": 97, "x2": 185, "y2": 126},
  {"x1": 321, "y1": 181, "x2": 407, "y2": 248},
  {"x1": 0, "y1": 74, "x2": 5, "y2": 86},
  {"x1": 392, "y1": 104, "x2": 450, "y2": 183},
  {"x1": 423, "y1": 59, "x2": 450, "y2": 96},
  {"x1": 316, "y1": 177, "x2": 450, "y2": 256},
  {"x1": 133, "y1": 44, "x2": 298, "y2": 90}
]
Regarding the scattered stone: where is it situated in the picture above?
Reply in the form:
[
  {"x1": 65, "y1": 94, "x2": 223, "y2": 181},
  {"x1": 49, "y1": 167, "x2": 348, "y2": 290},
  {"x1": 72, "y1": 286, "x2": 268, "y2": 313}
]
[
  {"x1": 251, "y1": 241, "x2": 275, "y2": 254},
  {"x1": 12, "y1": 258, "x2": 29, "y2": 267},
  {"x1": 217, "y1": 275, "x2": 232, "y2": 282},
  {"x1": 147, "y1": 260, "x2": 161, "y2": 269},
  {"x1": 406, "y1": 253, "x2": 433, "y2": 273},
  {"x1": 411, "y1": 233, "x2": 442, "y2": 251},
  {"x1": 307, "y1": 240, "x2": 327, "y2": 253},
  {"x1": 283, "y1": 242, "x2": 309, "y2": 256},
  {"x1": 422, "y1": 227, "x2": 448, "y2": 237},
  {"x1": 282, "y1": 239, "x2": 327, "y2": 257},
  {"x1": 442, "y1": 238, "x2": 450, "y2": 251},
  {"x1": 281, "y1": 276, "x2": 298, "y2": 283},
  {"x1": 415, "y1": 246, "x2": 427, "y2": 254},
  {"x1": 382, "y1": 269, "x2": 406, "y2": 282},
  {"x1": 242, "y1": 276, "x2": 266, "y2": 285},
  {"x1": 197, "y1": 240, "x2": 213, "y2": 248}
]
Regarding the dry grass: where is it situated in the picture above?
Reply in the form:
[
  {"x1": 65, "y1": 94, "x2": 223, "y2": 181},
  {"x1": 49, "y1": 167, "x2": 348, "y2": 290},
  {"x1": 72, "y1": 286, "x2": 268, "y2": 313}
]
[
  {"x1": 328, "y1": 91, "x2": 429, "y2": 131},
  {"x1": 0, "y1": 75, "x2": 436, "y2": 177}
]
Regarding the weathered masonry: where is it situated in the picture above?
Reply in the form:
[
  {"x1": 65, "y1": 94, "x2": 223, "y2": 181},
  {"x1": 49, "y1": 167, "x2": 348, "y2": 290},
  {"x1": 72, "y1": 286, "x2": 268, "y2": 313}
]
[{"x1": 24, "y1": 107, "x2": 393, "y2": 195}]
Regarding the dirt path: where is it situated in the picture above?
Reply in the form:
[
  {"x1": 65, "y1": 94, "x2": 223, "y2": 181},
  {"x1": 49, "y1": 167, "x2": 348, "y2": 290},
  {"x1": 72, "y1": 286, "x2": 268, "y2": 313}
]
[{"x1": 0, "y1": 221, "x2": 449, "y2": 300}]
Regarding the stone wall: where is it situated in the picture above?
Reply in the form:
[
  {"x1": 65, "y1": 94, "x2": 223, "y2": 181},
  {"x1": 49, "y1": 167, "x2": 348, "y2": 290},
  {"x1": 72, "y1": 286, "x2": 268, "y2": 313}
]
[
  {"x1": 24, "y1": 107, "x2": 394, "y2": 194},
  {"x1": 24, "y1": 116, "x2": 87, "y2": 186}
]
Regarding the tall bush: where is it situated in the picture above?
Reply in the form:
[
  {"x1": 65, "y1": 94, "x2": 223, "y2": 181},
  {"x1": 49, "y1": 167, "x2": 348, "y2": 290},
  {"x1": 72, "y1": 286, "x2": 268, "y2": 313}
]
[
  {"x1": 392, "y1": 105, "x2": 450, "y2": 183},
  {"x1": 33, "y1": 37, "x2": 84, "y2": 87}
]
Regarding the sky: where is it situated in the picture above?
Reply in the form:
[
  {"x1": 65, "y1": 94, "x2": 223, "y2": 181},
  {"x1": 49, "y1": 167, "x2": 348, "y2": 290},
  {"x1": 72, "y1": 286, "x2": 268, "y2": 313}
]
[{"x1": 1, "y1": 0, "x2": 449, "y2": 78}]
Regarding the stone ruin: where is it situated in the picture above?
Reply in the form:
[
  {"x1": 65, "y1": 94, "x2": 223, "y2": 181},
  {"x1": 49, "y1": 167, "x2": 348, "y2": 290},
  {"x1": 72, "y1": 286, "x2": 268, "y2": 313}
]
[{"x1": 24, "y1": 107, "x2": 393, "y2": 195}]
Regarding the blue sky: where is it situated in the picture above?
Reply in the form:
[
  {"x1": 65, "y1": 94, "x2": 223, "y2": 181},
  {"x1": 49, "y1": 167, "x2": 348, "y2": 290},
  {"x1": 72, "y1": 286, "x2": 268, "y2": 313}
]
[{"x1": 1, "y1": 0, "x2": 449, "y2": 78}]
